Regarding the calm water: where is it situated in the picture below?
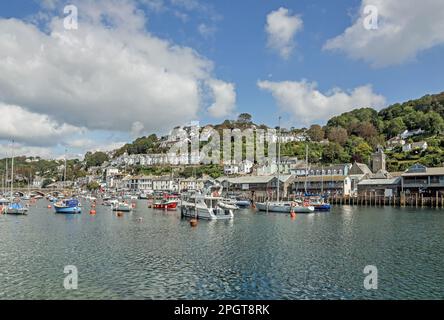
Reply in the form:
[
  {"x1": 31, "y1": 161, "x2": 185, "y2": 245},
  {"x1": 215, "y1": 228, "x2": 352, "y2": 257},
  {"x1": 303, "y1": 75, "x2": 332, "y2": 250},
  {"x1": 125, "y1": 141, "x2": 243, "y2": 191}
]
[{"x1": 0, "y1": 200, "x2": 443, "y2": 300}]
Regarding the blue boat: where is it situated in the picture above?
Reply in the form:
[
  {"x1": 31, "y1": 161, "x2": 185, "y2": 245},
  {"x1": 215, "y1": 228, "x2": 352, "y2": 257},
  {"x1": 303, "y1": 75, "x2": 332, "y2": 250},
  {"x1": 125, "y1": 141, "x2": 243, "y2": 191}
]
[
  {"x1": 6, "y1": 201, "x2": 29, "y2": 215},
  {"x1": 54, "y1": 199, "x2": 81, "y2": 214}
]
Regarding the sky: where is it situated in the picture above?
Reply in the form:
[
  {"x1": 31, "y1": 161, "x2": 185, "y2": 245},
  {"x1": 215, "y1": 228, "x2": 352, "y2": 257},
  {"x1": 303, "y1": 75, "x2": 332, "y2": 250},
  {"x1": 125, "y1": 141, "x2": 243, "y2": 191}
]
[{"x1": 0, "y1": 0, "x2": 444, "y2": 159}]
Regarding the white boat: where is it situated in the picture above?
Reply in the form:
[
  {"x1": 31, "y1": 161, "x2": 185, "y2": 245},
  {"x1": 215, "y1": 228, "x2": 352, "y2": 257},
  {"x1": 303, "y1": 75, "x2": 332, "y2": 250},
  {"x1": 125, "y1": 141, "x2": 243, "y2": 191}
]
[
  {"x1": 219, "y1": 198, "x2": 239, "y2": 210},
  {"x1": 256, "y1": 201, "x2": 315, "y2": 213},
  {"x1": 112, "y1": 202, "x2": 132, "y2": 212},
  {"x1": 181, "y1": 196, "x2": 234, "y2": 220}
]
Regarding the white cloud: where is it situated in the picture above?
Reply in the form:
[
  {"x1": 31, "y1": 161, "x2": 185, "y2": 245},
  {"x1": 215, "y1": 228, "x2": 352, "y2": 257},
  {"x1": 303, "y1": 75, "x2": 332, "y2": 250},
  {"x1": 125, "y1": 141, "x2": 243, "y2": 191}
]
[
  {"x1": 0, "y1": 103, "x2": 83, "y2": 146},
  {"x1": 66, "y1": 138, "x2": 126, "y2": 153},
  {"x1": 0, "y1": 0, "x2": 235, "y2": 136},
  {"x1": 265, "y1": 7, "x2": 303, "y2": 59},
  {"x1": 198, "y1": 23, "x2": 216, "y2": 38},
  {"x1": 257, "y1": 80, "x2": 386, "y2": 126},
  {"x1": 207, "y1": 80, "x2": 236, "y2": 118},
  {"x1": 324, "y1": 0, "x2": 444, "y2": 67},
  {"x1": 0, "y1": 143, "x2": 54, "y2": 159}
]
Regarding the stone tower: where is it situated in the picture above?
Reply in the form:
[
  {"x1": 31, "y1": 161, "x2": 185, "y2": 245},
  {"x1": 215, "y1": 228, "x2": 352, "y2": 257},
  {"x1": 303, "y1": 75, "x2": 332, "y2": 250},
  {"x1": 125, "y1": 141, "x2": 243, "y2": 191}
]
[{"x1": 372, "y1": 146, "x2": 386, "y2": 173}]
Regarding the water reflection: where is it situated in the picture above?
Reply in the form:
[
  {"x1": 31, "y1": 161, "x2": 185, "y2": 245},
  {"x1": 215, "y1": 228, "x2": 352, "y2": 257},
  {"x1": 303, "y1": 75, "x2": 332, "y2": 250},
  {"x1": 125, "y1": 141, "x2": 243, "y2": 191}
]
[{"x1": 0, "y1": 200, "x2": 442, "y2": 299}]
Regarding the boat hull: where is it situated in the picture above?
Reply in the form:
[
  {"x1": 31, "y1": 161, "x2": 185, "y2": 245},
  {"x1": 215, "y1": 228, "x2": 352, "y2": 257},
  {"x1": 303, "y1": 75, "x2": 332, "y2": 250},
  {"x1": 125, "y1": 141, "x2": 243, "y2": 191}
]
[
  {"x1": 256, "y1": 202, "x2": 315, "y2": 213},
  {"x1": 181, "y1": 205, "x2": 233, "y2": 220},
  {"x1": 5, "y1": 208, "x2": 28, "y2": 215},
  {"x1": 54, "y1": 206, "x2": 81, "y2": 214},
  {"x1": 153, "y1": 201, "x2": 178, "y2": 210}
]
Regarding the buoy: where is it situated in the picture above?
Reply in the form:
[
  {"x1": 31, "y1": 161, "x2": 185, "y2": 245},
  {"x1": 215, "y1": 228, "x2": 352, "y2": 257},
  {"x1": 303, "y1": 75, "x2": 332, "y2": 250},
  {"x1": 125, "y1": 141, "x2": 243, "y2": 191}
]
[
  {"x1": 47, "y1": 205, "x2": 52, "y2": 209},
  {"x1": 290, "y1": 212, "x2": 296, "y2": 219},
  {"x1": 117, "y1": 212, "x2": 123, "y2": 217},
  {"x1": 132, "y1": 203, "x2": 136, "y2": 208},
  {"x1": 90, "y1": 209, "x2": 96, "y2": 215},
  {"x1": 190, "y1": 219, "x2": 198, "y2": 227}
]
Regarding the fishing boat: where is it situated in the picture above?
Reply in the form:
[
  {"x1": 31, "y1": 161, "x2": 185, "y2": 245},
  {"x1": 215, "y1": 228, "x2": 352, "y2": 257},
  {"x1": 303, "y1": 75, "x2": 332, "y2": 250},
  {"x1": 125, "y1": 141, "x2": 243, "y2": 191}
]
[
  {"x1": 153, "y1": 198, "x2": 178, "y2": 210},
  {"x1": 54, "y1": 199, "x2": 81, "y2": 214},
  {"x1": 181, "y1": 195, "x2": 234, "y2": 220},
  {"x1": 112, "y1": 202, "x2": 132, "y2": 212}
]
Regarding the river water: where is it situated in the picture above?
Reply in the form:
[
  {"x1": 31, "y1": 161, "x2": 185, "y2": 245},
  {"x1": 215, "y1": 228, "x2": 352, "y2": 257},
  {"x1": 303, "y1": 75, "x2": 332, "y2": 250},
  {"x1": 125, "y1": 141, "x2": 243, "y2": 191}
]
[{"x1": 0, "y1": 200, "x2": 442, "y2": 299}]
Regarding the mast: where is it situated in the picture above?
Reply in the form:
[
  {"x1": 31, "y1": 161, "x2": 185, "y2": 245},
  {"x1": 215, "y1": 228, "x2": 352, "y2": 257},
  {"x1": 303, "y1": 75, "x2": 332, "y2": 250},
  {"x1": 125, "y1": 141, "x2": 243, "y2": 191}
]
[
  {"x1": 304, "y1": 144, "x2": 308, "y2": 194},
  {"x1": 10, "y1": 141, "x2": 14, "y2": 203},
  {"x1": 4, "y1": 157, "x2": 7, "y2": 195},
  {"x1": 276, "y1": 117, "x2": 281, "y2": 202},
  {"x1": 321, "y1": 165, "x2": 324, "y2": 195},
  {"x1": 63, "y1": 148, "x2": 67, "y2": 193}
]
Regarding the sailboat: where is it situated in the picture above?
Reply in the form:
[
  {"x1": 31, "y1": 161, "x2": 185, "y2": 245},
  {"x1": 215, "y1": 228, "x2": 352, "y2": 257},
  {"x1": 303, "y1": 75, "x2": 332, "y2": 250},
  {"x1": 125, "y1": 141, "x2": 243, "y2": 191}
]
[
  {"x1": 54, "y1": 151, "x2": 81, "y2": 214},
  {"x1": 6, "y1": 142, "x2": 29, "y2": 215},
  {"x1": 255, "y1": 118, "x2": 315, "y2": 214}
]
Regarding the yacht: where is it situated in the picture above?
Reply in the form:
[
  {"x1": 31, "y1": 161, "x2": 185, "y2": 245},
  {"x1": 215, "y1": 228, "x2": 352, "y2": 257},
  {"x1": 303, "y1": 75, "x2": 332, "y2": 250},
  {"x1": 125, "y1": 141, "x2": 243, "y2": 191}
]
[
  {"x1": 256, "y1": 201, "x2": 314, "y2": 213},
  {"x1": 180, "y1": 195, "x2": 234, "y2": 220},
  {"x1": 112, "y1": 202, "x2": 132, "y2": 212}
]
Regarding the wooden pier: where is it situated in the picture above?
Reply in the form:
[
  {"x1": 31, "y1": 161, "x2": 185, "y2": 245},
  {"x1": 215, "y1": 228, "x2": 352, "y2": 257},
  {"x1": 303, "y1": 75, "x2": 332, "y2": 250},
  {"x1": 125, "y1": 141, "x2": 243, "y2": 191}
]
[
  {"x1": 251, "y1": 191, "x2": 444, "y2": 208},
  {"x1": 327, "y1": 191, "x2": 444, "y2": 208}
]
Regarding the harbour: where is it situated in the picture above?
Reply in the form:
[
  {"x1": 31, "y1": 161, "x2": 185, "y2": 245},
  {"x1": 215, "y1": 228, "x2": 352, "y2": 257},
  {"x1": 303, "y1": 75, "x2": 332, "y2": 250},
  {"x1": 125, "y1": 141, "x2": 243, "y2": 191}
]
[{"x1": 0, "y1": 199, "x2": 442, "y2": 300}]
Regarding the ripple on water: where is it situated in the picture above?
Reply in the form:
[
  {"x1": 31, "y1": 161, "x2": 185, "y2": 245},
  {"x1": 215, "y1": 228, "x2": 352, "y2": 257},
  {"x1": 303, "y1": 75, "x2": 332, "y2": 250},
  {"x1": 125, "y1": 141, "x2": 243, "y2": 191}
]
[{"x1": 0, "y1": 203, "x2": 443, "y2": 299}]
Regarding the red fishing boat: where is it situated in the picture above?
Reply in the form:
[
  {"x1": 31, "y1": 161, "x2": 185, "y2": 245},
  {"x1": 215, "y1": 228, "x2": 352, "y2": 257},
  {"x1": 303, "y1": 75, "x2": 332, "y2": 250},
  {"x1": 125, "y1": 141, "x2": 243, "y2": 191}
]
[{"x1": 152, "y1": 194, "x2": 179, "y2": 210}]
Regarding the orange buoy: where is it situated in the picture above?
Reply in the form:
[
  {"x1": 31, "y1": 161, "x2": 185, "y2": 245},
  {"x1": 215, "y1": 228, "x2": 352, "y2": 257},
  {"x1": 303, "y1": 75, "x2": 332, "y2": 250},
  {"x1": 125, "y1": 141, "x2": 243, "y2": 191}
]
[
  {"x1": 132, "y1": 203, "x2": 136, "y2": 208},
  {"x1": 290, "y1": 212, "x2": 296, "y2": 219},
  {"x1": 47, "y1": 205, "x2": 52, "y2": 209},
  {"x1": 117, "y1": 212, "x2": 124, "y2": 217},
  {"x1": 90, "y1": 209, "x2": 96, "y2": 215},
  {"x1": 190, "y1": 219, "x2": 198, "y2": 227}
]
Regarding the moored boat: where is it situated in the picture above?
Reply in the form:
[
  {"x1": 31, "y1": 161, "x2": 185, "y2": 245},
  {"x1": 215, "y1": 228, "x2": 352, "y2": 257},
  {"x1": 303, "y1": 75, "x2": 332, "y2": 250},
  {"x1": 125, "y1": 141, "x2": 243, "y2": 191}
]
[
  {"x1": 54, "y1": 199, "x2": 81, "y2": 214},
  {"x1": 5, "y1": 200, "x2": 28, "y2": 215},
  {"x1": 181, "y1": 196, "x2": 234, "y2": 220},
  {"x1": 255, "y1": 201, "x2": 315, "y2": 213},
  {"x1": 112, "y1": 202, "x2": 132, "y2": 212}
]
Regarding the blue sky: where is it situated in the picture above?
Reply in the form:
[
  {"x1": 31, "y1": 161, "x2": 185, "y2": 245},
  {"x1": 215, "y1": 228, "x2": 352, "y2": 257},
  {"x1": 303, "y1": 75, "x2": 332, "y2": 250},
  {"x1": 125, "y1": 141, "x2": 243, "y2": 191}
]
[{"x1": 0, "y1": 0, "x2": 443, "y2": 158}]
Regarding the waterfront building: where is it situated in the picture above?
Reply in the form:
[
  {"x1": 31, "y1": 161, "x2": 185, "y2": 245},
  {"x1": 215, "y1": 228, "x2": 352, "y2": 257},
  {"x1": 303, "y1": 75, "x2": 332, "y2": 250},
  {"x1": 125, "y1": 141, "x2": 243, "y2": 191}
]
[
  {"x1": 348, "y1": 162, "x2": 373, "y2": 195},
  {"x1": 401, "y1": 164, "x2": 444, "y2": 195},
  {"x1": 218, "y1": 175, "x2": 294, "y2": 198},
  {"x1": 292, "y1": 175, "x2": 352, "y2": 196},
  {"x1": 357, "y1": 177, "x2": 401, "y2": 197}
]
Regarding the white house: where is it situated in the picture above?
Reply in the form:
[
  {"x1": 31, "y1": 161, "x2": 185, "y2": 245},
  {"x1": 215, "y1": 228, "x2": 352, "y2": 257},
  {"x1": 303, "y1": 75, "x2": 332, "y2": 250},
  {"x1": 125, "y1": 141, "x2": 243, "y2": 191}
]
[{"x1": 402, "y1": 141, "x2": 428, "y2": 152}]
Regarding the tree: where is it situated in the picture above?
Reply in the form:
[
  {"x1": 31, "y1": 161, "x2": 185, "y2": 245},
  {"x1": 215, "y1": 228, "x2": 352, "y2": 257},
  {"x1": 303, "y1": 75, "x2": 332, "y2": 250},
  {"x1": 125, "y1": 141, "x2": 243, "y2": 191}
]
[
  {"x1": 42, "y1": 179, "x2": 53, "y2": 188},
  {"x1": 237, "y1": 113, "x2": 252, "y2": 124},
  {"x1": 307, "y1": 125, "x2": 325, "y2": 142},
  {"x1": 86, "y1": 181, "x2": 101, "y2": 191},
  {"x1": 84, "y1": 151, "x2": 109, "y2": 168},
  {"x1": 327, "y1": 127, "x2": 348, "y2": 146},
  {"x1": 385, "y1": 117, "x2": 406, "y2": 138},
  {"x1": 322, "y1": 143, "x2": 349, "y2": 164},
  {"x1": 357, "y1": 121, "x2": 377, "y2": 139}
]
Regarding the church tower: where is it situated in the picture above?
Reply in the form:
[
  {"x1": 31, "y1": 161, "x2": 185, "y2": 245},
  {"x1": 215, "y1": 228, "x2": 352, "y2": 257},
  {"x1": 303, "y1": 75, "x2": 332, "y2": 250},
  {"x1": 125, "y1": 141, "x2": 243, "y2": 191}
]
[{"x1": 372, "y1": 146, "x2": 386, "y2": 173}]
